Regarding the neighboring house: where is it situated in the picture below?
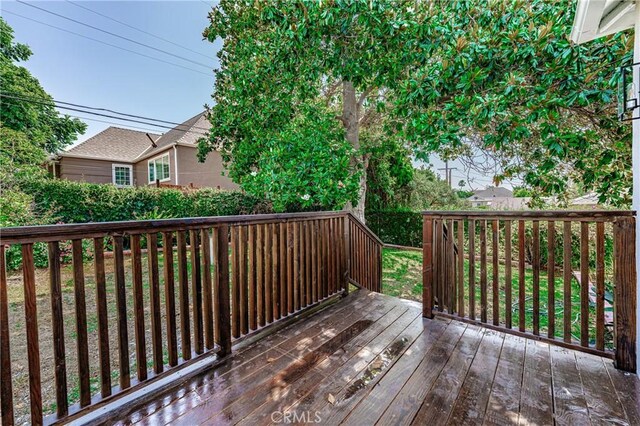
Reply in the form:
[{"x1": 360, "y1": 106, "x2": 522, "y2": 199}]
[
  {"x1": 467, "y1": 187, "x2": 515, "y2": 208},
  {"x1": 55, "y1": 112, "x2": 238, "y2": 190},
  {"x1": 569, "y1": 193, "x2": 601, "y2": 209}
]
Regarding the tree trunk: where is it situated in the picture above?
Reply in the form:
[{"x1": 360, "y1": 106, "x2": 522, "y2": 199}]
[{"x1": 342, "y1": 80, "x2": 367, "y2": 223}]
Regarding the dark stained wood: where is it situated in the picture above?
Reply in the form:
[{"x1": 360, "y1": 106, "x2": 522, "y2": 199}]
[
  {"x1": 457, "y1": 220, "x2": 464, "y2": 317},
  {"x1": 239, "y1": 225, "x2": 248, "y2": 335},
  {"x1": 550, "y1": 345, "x2": 591, "y2": 424},
  {"x1": 468, "y1": 219, "x2": 476, "y2": 321},
  {"x1": 532, "y1": 220, "x2": 540, "y2": 336},
  {"x1": 492, "y1": 219, "x2": 499, "y2": 326},
  {"x1": 519, "y1": 339, "x2": 553, "y2": 425},
  {"x1": 299, "y1": 221, "x2": 306, "y2": 306},
  {"x1": 596, "y1": 222, "x2": 605, "y2": 351},
  {"x1": 148, "y1": 233, "x2": 164, "y2": 373},
  {"x1": 504, "y1": 220, "x2": 512, "y2": 329},
  {"x1": 162, "y1": 232, "x2": 178, "y2": 367},
  {"x1": 448, "y1": 219, "x2": 456, "y2": 314},
  {"x1": 72, "y1": 239, "x2": 91, "y2": 407},
  {"x1": 576, "y1": 352, "x2": 627, "y2": 425},
  {"x1": 293, "y1": 222, "x2": 300, "y2": 311},
  {"x1": 423, "y1": 217, "x2": 434, "y2": 318},
  {"x1": 614, "y1": 217, "x2": 637, "y2": 372},
  {"x1": 312, "y1": 220, "x2": 318, "y2": 303},
  {"x1": 0, "y1": 246, "x2": 13, "y2": 425},
  {"x1": 563, "y1": 221, "x2": 572, "y2": 344},
  {"x1": 231, "y1": 226, "x2": 240, "y2": 338},
  {"x1": 177, "y1": 231, "x2": 191, "y2": 360},
  {"x1": 305, "y1": 220, "x2": 312, "y2": 306},
  {"x1": 201, "y1": 229, "x2": 214, "y2": 350},
  {"x1": 518, "y1": 220, "x2": 526, "y2": 332},
  {"x1": 421, "y1": 210, "x2": 632, "y2": 221},
  {"x1": 279, "y1": 223, "x2": 287, "y2": 319},
  {"x1": 113, "y1": 236, "x2": 130, "y2": 388},
  {"x1": 256, "y1": 224, "x2": 265, "y2": 326},
  {"x1": 547, "y1": 221, "x2": 556, "y2": 339},
  {"x1": 93, "y1": 238, "x2": 112, "y2": 396},
  {"x1": 22, "y1": 244, "x2": 43, "y2": 424},
  {"x1": 272, "y1": 223, "x2": 280, "y2": 320},
  {"x1": 248, "y1": 224, "x2": 257, "y2": 329},
  {"x1": 131, "y1": 235, "x2": 148, "y2": 381},
  {"x1": 479, "y1": 220, "x2": 487, "y2": 323},
  {"x1": 215, "y1": 225, "x2": 232, "y2": 357},
  {"x1": 580, "y1": 222, "x2": 589, "y2": 347},
  {"x1": 48, "y1": 242, "x2": 68, "y2": 416},
  {"x1": 265, "y1": 223, "x2": 273, "y2": 323},
  {"x1": 287, "y1": 221, "x2": 294, "y2": 314}
]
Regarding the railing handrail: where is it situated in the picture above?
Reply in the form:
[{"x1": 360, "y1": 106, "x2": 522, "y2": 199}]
[
  {"x1": 346, "y1": 213, "x2": 384, "y2": 245},
  {"x1": 422, "y1": 210, "x2": 635, "y2": 221},
  {"x1": 0, "y1": 211, "x2": 347, "y2": 245}
]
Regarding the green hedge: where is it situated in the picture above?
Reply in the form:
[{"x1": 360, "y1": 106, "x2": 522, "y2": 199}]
[
  {"x1": 19, "y1": 178, "x2": 272, "y2": 223},
  {"x1": 365, "y1": 210, "x2": 422, "y2": 247}
]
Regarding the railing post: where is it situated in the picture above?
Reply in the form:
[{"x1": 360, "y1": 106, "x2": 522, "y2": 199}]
[
  {"x1": 343, "y1": 214, "x2": 350, "y2": 296},
  {"x1": 423, "y1": 215, "x2": 434, "y2": 319},
  {"x1": 614, "y1": 216, "x2": 637, "y2": 372},
  {"x1": 215, "y1": 225, "x2": 232, "y2": 357}
]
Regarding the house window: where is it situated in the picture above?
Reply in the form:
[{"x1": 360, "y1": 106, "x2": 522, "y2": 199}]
[
  {"x1": 112, "y1": 164, "x2": 132, "y2": 187},
  {"x1": 148, "y1": 153, "x2": 170, "y2": 183}
]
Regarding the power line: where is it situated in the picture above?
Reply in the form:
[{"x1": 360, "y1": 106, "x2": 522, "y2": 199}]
[
  {"x1": 3, "y1": 10, "x2": 211, "y2": 77},
  {"x1": 65, "y1": 0, "x2": 212, "y2": 60},
  {"x1": 16, "y1": 0, "x2": 213, "y2": 70},
  {"x1": 0, "y1": 93, "x2": 210, "y2": 136}
]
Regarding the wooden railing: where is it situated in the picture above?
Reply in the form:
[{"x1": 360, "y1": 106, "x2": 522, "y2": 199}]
[
  {"x1": 0, "y1": 211, "x2": 379, "y2": 425},
  {"x1": 422, "y1": 210, "x2": 637, "y2": 372},
  {"x1": 348, "y1": 217, "x2": 383, "y2": 292}
]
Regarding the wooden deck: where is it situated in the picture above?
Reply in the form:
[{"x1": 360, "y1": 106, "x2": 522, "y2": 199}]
[{"x1": 118, "y1": 289, "x2": 640, "y2": 426}]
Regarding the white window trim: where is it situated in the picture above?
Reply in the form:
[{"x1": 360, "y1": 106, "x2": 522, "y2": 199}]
[
  {"x1": 112, "y1": 163, "x2": 133, "y2": 187},
  {"x1": 147, "y1": 153, "x2": 171, "y2": 184}
]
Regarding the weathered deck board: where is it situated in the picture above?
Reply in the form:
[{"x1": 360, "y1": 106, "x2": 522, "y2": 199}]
[{"x1": 118, "y1": 289, "x2": 639, "y2": 426}]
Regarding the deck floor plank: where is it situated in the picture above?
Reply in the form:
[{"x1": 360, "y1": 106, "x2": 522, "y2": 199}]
[{"x1": 115, "y1": 289, "x2": 639, "y2": 426}]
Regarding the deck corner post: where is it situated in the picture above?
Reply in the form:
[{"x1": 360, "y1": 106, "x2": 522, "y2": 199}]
[
  {"x1": 423, "y1": 215, "x2": 434, "y2": 319},
  {"x1": 215, "y1": 225, "x2": 232, "y2": 358},
  {"x1": 343, "y1": 214, "x2": 350, "y2": 296},
  {"x1": 614, "y1": 215, "x2": 637, "y2": 372}
]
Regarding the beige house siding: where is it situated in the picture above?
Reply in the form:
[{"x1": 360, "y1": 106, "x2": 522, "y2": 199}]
[
  {"x1": 134, "y1": 148, "x2": 176, "y2": 186},
  {"x1": 175, "y1": 145, "x2": 238, "y2": 190},
  {"x1": 60, "y1": 157, "x2": 124, "y2": 185}
]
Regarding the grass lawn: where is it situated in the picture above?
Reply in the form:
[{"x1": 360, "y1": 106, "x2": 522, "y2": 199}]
[{"x1": 382, "y1": 248, "x2": 613, "y2": 349}]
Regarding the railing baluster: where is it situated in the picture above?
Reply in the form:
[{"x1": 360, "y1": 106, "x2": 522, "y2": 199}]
[
  {"x1": 257, "y1": 224, "x2": 265, "y2": 325},
  {"x1": 287, "y1": 221, "x2": 294, "y2": 313},
  {"x1": 0, "y1": 245, "x2": 14, "y2": 425},
  {"x1": 190, "y1": 230, "x2": 204, "y2": 354},
  {"x1": 265, "y1": 223, "x2": 273, "y2": 323},
  {"x1": 231, "y1": 226, "x2": 240, "y2": 338},
  {"x1": 162, "y1": 232, "x2": 178, "y2": 367},
  {"x1": 272, "y1": 223, "x2": 280, "y2": 320},
  {"x1": 214, "y1": 225, "x2": 232, "y2": 357},
  {"x1": 423, "y1": 217, "x2": 434, "y2": 318},
  {"x1": 22, "y1": 243, "x2": 42, "y2": 424},
  {"x1": 312, "y1": 221, "x2": 318, "y2": 302},
  {"x1": 596, "y1": 222, "x2": 605, "y2": 351},
  {"x1": 279, "y1": 223, "x2": 287, "y2": 319},
  {"x1": 93, "y1": 238, "x2": 111, "y2": 396},
  {"x1": 547, "y1": 221, "x2": 556, "y2": 339},
  {"x1": 201, "y1": 229, "x2": 214, "y2": 350},
  {"x1": 468, "y1": 219, "x2": 476, "y2": 320},
  {"x1": 249, "y1": 224, "x2": 257, "y2": 329},
  {"x1": 580, "y1": 222, "x2": 590, "y2": 347},
  {"x1": 448, "y1": 219, "x2": 456, "y2": 314},
  {"x1": 532, "y1": 220, "x2": 540, "y2": 336},
  {"x1": 563, "y1": 221, "x2": 573, "y2": 343},
  {"x1": 48, "y1": 242, "x2": 68, "y2": 416},
  {"x1": 72, "y1": 239, "x2": 91, "y2": 407},
  {"x1": 614, "y1": 216, "x2": 637, "y2": 372},
  {"x1": 239, "y1": 226, "x2": 248, "y2": 334},
  {"x1": 113, "y1": 236, "x2": 130, "y2": 388},
  {"x1": 457, "y1": 220, "x2": 464, "y2": 317},
  {"x1": 480, "y1": 220, "x2": 487, "y2": 323},
  {"x1": 131, "y1": 235, "x2": 147, "y2": 381},
  {"x1": 305, "y1": 221, "x2": 312, "y2": 305},
  {"x1": 177, "y1": 231, "x2": 191, "y2": 360},
  {"x1": 492, "y1": 219, "x2": 500, "y2": 326},
  {"x1": 518, "y1": 220, "x2": 526, "y2": 332},
  {"x1": 504, "y1": 220, "x2": 512, "y2": 329},
  {"x1": 148, "y1": 233, "x2": 163, "y2": 372}
]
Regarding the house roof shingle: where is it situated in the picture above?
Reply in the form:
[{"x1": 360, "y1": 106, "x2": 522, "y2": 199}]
[
  {"x1": 62, "y1": 127, "x2": 161, "y2": 163},
  {"x1": 137, "y1": 112, "x2": 209, "y2": 160},
  {"x1": 468, "y1": 187, "x2": 513, "y2": 200}
]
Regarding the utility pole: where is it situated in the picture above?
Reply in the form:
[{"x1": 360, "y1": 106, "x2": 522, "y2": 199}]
[{"x1": 438, "y1": 160, "x2": 457, "y2": 188}]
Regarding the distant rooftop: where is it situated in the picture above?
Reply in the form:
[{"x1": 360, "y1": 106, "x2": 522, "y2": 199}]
[{"x1": 468, "y1": 187, "x2": 513, "y2": 200}]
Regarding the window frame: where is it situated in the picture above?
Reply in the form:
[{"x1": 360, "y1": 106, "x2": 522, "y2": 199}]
[
  {"x1": 147, "y1": 153, "x2": 171, "y2": 184},
  {"x1": 112, "y1": 163, "x2": 133, "y2": 188}
]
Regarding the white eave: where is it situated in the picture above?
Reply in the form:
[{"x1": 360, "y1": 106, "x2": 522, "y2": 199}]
[{"x1": 571, "y1": 0, "x2": 636, "y2": 44}]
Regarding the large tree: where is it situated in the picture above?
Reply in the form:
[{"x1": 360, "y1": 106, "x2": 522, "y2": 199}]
[{"x1": 201, "y1": 0, "x2": 424, "y2": 220}]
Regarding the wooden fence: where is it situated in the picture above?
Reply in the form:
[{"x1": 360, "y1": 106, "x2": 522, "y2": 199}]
[
  {"x1": 422, "y1": 210, "x2": 637, "y2": 372},
  {"x1": 0, "y1": 211, "x2": 381, "y2": 425}
]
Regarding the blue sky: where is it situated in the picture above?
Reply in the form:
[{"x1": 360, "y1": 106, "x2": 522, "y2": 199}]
[
  {"x1": 2, "y1": 0, "x2": 219, "y2": 141},
  {"x1": 2, "y1": 0, "x2": 508, "y2": 190}
]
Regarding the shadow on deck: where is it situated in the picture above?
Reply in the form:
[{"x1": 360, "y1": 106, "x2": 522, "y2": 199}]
[{"x1": 117, "y1": 289, "x2": 640, "y2": 425}]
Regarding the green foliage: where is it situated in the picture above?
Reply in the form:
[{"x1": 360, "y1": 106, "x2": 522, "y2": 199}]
[
  {"x1": 365, "y1": 139, "x2": 414, "y2": 211},
  {"x1": 396, "y1": 0, "x2": 632, "y2": 206},
  {"x1": 395, "y1": 168, "x2": 464, "y2": 210},
  {"x1": 366, "y1": 210, "x2": 423, "y2": 247},
  {"x1": 456, "y1": 189, "x2": 474, "y2": 199},
  {"x1": 513, "y1": 186, "x2": 533, "y2": 198}
]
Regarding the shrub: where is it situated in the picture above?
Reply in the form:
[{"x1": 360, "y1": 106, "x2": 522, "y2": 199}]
[{"x1": 366, "y1": 210, "x2": 423, "y2": 247}]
